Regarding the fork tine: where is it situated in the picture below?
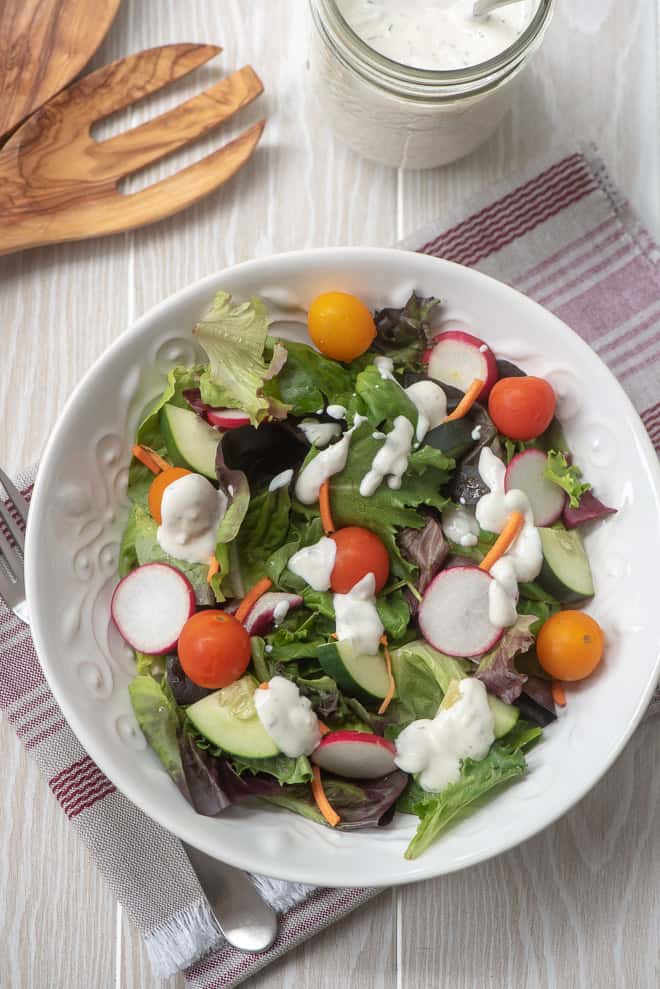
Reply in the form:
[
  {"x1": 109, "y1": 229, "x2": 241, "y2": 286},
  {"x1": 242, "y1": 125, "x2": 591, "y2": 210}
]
[
  {"x1": 0, "y1": 498, "x2": 25, "y2": 552},
  {"x1": 62, "y1": 43, "x2": 222, "y2": 125},
  {"x1": 0, "y1": 525, "x2": 19, "y2": 581},
  {"x1": 93, "y1": 66, "x2": 263, "y2": 181},
  {"x1": 0, "y1": 468, "x2": 29, "y2": 522},
  {"x1": 0, "y1": 564, "x2": 17, "y2": 610},
  {"x1": 95, "y1": 120, "x2": 265, "y2": 236}
]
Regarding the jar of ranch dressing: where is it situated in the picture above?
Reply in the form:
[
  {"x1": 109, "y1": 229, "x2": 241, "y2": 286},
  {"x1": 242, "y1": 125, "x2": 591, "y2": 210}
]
[{"x1": 309, "y1": 0, "x2": 555, "y2": 168}]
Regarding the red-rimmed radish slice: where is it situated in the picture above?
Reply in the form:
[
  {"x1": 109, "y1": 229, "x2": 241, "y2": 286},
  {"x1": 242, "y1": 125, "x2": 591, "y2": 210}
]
[
  {"x1": 111, "y1": 563, "x2": 195, "y2": 655},
  {"x1": 504, "y1": 449, "x2": 566, "y2": 526},
  {"x1": 206, "y1": 408, "x2": 250, "y2": 430},
  {"x1": 243, "y1": 592, "x2": 303, "y2": 635},
  {"x1": 418, "y1": 566, "x2": 503, "y2": 657},
  {"x1": 311, "y1": 731, "x2": 397, "y2": 779},
  {"x1": 424, "y1": 331, "x2": 498, "y2": 400}
]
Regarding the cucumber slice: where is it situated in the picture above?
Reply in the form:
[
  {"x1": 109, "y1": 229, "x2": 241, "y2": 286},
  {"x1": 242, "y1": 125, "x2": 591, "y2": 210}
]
[
  {"x1": 538, "y1": 527, "x2": 594, "y2": 603},
  {"x1": 439, "y1": 678, "x2": 519, "y2": 739},
  {"x1": 186, "y1": 676, "x2": 279, "y2": 758},
  {"x1": 318, "y1": 640, "x2": 391, "y2": 702},
  {"x1": 160, "y1": 404, "x2": 220, "y2": 480}
]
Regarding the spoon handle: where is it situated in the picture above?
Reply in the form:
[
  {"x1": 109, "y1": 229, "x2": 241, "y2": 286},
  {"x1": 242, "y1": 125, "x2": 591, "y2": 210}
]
[{"x1": 473, "y1": 0, "x2": 525, "y2": 16}]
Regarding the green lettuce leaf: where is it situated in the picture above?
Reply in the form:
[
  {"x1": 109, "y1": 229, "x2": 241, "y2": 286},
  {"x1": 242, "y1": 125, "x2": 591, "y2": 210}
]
[
  {"x1": 193, "y1": 291, "x2": 289, "y2": 424},
  {"x1": 400, "y1": 721, "x2": 542, "y2": 859},
  {"x1": 316, "y1": 422, "x2": 453, "y2": 577},
  {"x1": 544, "y1": 450, "x2": 591, "y2": 508},
  {"x1": 229, "y1": 752, "x2": 313, "y2": 785},
  {"x1": 354, "y1": 364, "x2": 418, "y2": 429},
  {"x1": 264, "y1": 338, "x2": 356, "y2": 415},
  {"x1": 376, "y1": 588, "x2": 410, "y2": 641},
  {"x1": 370, "y1": 292, "x2": 442, "y2": 370},
  {"x1": 234, "y1": 484, "x2": 293, "y2": 587},
  {"x1": 390, "y1": 640, "x2": 471, "y2": 721},
  {"x1": 128, "y1": 675, "x2": 187, "y2": 792}
]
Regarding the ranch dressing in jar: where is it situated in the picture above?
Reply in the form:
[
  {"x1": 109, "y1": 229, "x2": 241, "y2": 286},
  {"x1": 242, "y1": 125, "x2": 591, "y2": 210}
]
[{"x1": 309, "y1": 0, "x2": 555, "y2": 168}]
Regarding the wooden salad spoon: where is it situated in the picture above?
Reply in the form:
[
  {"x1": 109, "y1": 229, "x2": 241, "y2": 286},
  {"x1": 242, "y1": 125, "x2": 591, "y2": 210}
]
[
  {"x1": 0, "y1": 0, "x2": 122, "y2": 141},
  {"x1": 0, "y1": 43, "x2": 265, "y2": 256}
]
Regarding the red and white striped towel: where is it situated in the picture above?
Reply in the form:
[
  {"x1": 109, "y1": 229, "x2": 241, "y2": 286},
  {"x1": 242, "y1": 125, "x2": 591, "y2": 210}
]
[{"x1": 1, "y1": 148, "x2": 658, "y2": 988}]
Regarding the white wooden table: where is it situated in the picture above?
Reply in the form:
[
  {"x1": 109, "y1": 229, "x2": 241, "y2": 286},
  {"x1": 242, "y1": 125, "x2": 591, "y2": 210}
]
[{"x1": 1, "y1": 2, "x2": 658, "y2": 986}]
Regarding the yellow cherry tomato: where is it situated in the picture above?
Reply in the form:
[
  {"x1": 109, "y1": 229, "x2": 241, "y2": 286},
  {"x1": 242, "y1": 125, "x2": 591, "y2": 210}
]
[
  {"x1": 536, "y1": 610, "x2": 604, "y2": 682},
  {"x1": 307, "y1": 291, "x2": 376, "y2": 362}
]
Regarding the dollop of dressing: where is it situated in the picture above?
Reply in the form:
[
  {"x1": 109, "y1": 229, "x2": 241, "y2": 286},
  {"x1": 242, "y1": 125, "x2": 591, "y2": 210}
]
[
  {"x1": 374, "y1": 355, "x2": 396, "y2": 380},
  {"x1": 360, "y1": 415, "x2": 413, "y2": 496},
  {"x1": 268, "y1": 468, "x2": 294, "y2": 492},
  {"x1": 326, "y1": 404, "x2": 347, "y2": 420},
  {"x1": 157, "y1": 473, "x2": 227, "y2": 565},
  {"x1": 298, "y1": 419, "x2": 342, "y2": 448},
  {"x1": 475, "y1": 447, "x2": 542, "y2": 626},
  {"x1": 287, "y1": 536, "x2": 337, "y2": 591},
  {"x1": 333, "y1": 572, "x2": 384, "y2": 656},
  {"x1": 442, "y1": 504, "x2": 480, "y2": 547},
  {"x1": 404, "y1": 380, "x2": 447, "y2": 442},
  {"x1": 295, "y1": 428, "x2": 355, "y2": 504},
  {"x1": 394, "y1": 679, "x2": 495, "y2": 792},
  {"x1": 254, "y1": 676, "x2": 321, "y2": 758}
]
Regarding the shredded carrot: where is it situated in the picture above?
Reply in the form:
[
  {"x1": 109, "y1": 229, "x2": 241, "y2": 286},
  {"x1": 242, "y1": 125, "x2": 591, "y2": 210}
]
[
  {"x1": 206, "y1": 555, "x2": 220, "y2": 584},
  {"x1": 318, "y1": 720, "x2": 331, "y2": 736},
  {"x1": 378, "y1": 634, "x2": 396, "y2": 715},
  {"x1": 235, "y1": 577, "x2": 273, "y2": 624},
  {"x1": 479, "y1": 511, "x2": 525, "y2": 572},
  {"x1": 311, "y1": 765, "x2": 340, "y2": 827},
  {"x1": 444, "y1": 378, "x2": 484, "y2": 423},
  {"x1": 258, "y1": 682, "x2": 269, "y2": 690},
  {"x1": 131, "y1": 444, "x2": 170, "y2": 474},
  {"x1": 551, "y1": 681, "x2": 567, "y2": 708},
  {"x1": 330, "y1": 632, "x2": 338, "y2": 640},
  {"x1": 319, "y1": 480, "x2": 335, "y2": 535}
]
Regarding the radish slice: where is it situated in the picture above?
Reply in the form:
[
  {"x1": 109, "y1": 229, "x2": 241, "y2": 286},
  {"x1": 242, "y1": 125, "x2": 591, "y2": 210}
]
[
  {"x1": 418, "y1": 566, "x2": 503, "y2": 657},
  {"x1": 424, "y1": 330, "x2": 498, "y2": 400},
  {"x1": 111, "y1": 563, "x2": 195, "y2": 655},
  {"x1": 206, "y1": 408, "x2": 250, "y2": 430},
  {"x1": 311, "y1": 731, "x2": 397, "y2": 779},
  {"x1": 504, "y1": 449, "x2": 566, "y2": 526},
  {"x1": 243, "y1": 591, "x2": 303, "y2": 635}
]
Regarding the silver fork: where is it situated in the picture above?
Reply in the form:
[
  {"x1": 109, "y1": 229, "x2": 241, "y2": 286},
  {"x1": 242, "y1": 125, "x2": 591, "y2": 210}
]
[{"x1": 0, "y1": 467, "x2": 277, "y2": 953}]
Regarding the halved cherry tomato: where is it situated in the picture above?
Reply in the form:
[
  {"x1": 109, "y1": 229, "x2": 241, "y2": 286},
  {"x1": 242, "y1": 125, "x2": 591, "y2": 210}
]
[
  {"x1": 178, "y1": 610, "x2": 251, "y2": 688},
  {"x1": 536, "y1": 610, "x2": 604, "y2": 682},
  {"x1": 148, "y1": 466, "x2": 191, "y2": 524},
  {"x1": 307, "y1": 291, "x2": 376, "y2": 362},
  {"x1": 488, "y1": 376, "x2": 556, "y2": 440},
  {"x1": 330, "y1": 526, "x2": 390, "y2": 594}
]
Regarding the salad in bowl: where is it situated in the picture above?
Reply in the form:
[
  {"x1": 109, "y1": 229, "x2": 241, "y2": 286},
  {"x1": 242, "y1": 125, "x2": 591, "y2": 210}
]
[{"x1": 111, "y1": 283, "x2": 616, "y2": 860}]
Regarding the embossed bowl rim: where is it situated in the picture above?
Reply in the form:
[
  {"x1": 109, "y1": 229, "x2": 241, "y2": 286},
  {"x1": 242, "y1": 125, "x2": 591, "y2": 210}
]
[{"x1": 25, "y1": 248, "x2": 660, "y2": 886}]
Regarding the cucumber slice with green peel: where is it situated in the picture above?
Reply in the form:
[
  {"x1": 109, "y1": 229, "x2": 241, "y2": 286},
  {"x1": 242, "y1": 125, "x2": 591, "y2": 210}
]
[
  {"x1": 186, "y1": 675, "x2": 279, "y2": 758},
  {"x1": 160, "y1": 403, "x2": 220, "y2": 480},
  {"x1": 317, "y1": 640, "x2": 391, "y2": 702},
  {"x1": 537, "y1": 527, "x2": 594, "y2": 603}
]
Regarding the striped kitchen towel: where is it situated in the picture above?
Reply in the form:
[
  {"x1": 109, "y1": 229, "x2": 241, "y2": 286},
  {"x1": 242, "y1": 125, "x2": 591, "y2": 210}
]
[{"x1": 0, "y1": 148, "x2": 658, "y2": 989}]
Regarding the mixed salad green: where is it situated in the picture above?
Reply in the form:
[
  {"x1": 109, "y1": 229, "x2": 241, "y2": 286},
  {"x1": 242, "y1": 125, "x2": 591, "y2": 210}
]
[{"x1": 113, "y1": 287, "x2": 615, "y2": 860}]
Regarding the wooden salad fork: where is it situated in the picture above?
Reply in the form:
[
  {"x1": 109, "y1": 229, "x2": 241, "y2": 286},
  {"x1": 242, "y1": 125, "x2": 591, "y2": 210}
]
[{"x1": 0, "y1": 43, "x2": 265, "y2": 256}]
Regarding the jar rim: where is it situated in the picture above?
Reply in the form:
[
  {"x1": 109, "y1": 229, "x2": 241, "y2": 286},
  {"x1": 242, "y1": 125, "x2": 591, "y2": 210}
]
[{"x1": 311, "y1": 0, "x2": 555, "y2": 96}]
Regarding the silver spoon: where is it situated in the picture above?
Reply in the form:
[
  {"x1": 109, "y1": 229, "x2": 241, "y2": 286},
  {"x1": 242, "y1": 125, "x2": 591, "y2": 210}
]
[{"x1": 473, "y1": 0, "x2": 527, "y2": 16}]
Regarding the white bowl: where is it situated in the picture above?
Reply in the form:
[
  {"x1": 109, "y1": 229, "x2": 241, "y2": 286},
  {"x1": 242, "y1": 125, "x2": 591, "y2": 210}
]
[{"x1": 25, "y1": 248, "x2": 660, "y2": 887}]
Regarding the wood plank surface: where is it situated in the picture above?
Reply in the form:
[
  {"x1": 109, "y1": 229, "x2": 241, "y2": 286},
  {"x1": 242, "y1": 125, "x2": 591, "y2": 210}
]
[{"x1": 0, "y1": 1, "x2": 657, "y2": 987}]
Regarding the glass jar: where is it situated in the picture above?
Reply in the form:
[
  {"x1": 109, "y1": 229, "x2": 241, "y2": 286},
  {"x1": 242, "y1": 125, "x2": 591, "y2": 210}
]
[{"x1": 309, "y1": 0, "x2": 555, "y2": 169}]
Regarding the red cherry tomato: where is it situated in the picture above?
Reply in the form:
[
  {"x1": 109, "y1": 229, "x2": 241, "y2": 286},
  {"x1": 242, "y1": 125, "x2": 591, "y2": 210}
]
[
  {"x1": 488, "y1": 376, "x2": 556, "y2": 440},
  {"x1": 178, "y1": 610, "x2": 251, "y2": 688},
  {"x1": 330, "y1": 526, "x2": 390, "y2": 594}
]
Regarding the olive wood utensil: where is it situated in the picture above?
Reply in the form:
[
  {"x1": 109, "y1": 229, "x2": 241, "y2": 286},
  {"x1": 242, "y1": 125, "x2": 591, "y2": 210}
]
[
  {"x1": 0, "y1": 0, "x2": 121, "y2": 141},
  {"x1": 0, "y1": 43, "x2": 265, "y2": 256}
]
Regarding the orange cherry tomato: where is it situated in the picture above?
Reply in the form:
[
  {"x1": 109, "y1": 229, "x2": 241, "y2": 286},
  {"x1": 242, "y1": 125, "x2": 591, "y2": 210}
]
[
  {"x1": 330, "y1": 526, "x2": 390, "y2": 594},
  {"x1": 307, "y1": 291, "x2": 376, "y2": 362},
  {"x1": 148, "y1": 466, "x2": 191, "y2": 524},
  {"x1": 536, "y1": 610, "x2": 604, "y2": 682},
  {"x1": 488, "y1": 376, "x2": 556, "y2": 440},
  {"x1": 178, "y1": 610, "x2": 251, "y2": 689}
]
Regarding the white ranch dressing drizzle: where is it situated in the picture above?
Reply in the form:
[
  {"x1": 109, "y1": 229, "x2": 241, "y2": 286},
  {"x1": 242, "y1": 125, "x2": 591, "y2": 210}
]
[
  {"x1": 360, "y1": 415, "x2": 414, "y2": 496},
  {"x1": 287, "y1": 536, "x2": 337, "y2": 591},
  {"x1": 295, "y1": 427, "x2": 355, "y2": 504},
  {"x1": 326, "y1": 404, "x2": 347, "y2": 420},
  {"x1": 254, "y1": 676, "x2": 321, "y2": 757},
  {"x1": 333, "y1": 572, "x2": 384, "y2": 656},
  {"x1": 268, "y1": 468, "x2": 293, "y2": 492},
  {"x1": 404, "y1": 379, "x2": 448, "y2": 442},
  {"x1": 475, "y1": 447, "x2": 543, "y2": 626},
  {"x1": 394, "y1": 678, "x2": 495, "y2": 792},
  {"x1": 374, "y1": 355, "x2": 396, "y2": 380},
  {"x1": 298, "y1": 419, "x2": 342, "y2": 448},
  {"x1": 441, "y1": 504, "x2": 480, "y2": 547},
  {"x1": 157, "y1": 473, "x2": 226, "y2": 565}
]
